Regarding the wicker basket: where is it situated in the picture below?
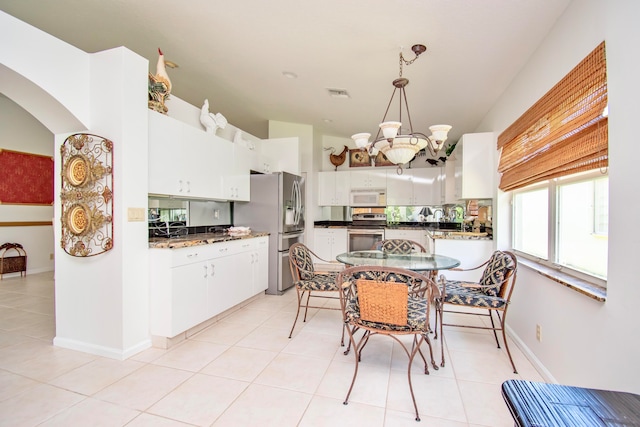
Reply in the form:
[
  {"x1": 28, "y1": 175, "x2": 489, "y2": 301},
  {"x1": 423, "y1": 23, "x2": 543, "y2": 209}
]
[
  {"x1": 356, "y1": 279, "x2": 408, "y2": 326},
  {"x1": 0, "y1": 243, "x2": 27, "y2": 280}
]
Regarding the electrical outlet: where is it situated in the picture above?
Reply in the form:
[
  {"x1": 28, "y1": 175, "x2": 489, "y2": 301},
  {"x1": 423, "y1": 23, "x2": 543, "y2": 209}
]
[
  {"x1": 214, "y1": 209, "x2": 220, "y2": 219},
  {"x1": 536, "y1": 324, "x2": 542, "y2": 342}
]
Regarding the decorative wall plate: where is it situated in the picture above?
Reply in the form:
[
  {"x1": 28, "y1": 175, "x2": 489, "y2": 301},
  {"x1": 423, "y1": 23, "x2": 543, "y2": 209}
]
[{"x1": 60, "y1": 134, "x2": 113, "y2": 257}]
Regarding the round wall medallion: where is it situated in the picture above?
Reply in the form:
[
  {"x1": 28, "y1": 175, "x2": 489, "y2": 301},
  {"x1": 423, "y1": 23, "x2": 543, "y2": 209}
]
[
  {"x1": 66, "y1": 203, "x2": 92, "y2": 236},
  {"x1": 66, "y1": 155, "x2": 90, "y2": 187}
]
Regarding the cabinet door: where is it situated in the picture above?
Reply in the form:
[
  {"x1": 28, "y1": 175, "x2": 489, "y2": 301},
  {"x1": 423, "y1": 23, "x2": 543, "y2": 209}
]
[
  {"x1": 148, "y1": 111, "x2": 188, "y2": 196},
  {"x1": 331, "y1": 228, "x2": 348, "y2": 258},
  {"x1": 262, "y1": 137, "x2": 300, "y2": 175},
  {"x1": 181, "y1": 123, "x2": 218, "y2": 199},
  {"x1": 412, "y1": 168, "x2": 443, "y2": 205},
  {"x1": 334, "y1": 171, "x2": 351, "y2": 205},
  {"x1": 318, "y1": 172, "x2": 336, "y2": 206},
  {"x1": 313, "y1": 229, "x2": 334, "y2": 260},
  {"x1": 350, "y1": 170, "x2": 386, "y2": 189},
  {"x1": 171, "y1": 262, "x2": 208, "y2": 336},
  {"x1": 254, "y1": 237, "x2": 269, "y2": 294},
  {"x1": 455, "y1": 132, "x2": 494, "y2": 200},
  {"x1": 386, "y1": 170, "x2": 413, "y2": 205}
]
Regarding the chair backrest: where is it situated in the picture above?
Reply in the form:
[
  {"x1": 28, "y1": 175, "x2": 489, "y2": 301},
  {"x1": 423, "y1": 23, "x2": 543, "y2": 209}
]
[
  {"x1": 374, "y1": 239, "x2": 427, "y2": 254},
  {"x1": 478, "y1": 251, "x2": 518, "y2": 298},
  {"x1": 337, "y1": 265, "x2": 440, "y2": 328},
  {"x1": 289, "y1": 243, "x2": 316, "y2": 281}
]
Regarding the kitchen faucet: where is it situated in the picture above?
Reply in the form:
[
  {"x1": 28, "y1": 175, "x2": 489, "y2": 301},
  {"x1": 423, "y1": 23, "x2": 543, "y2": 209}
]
[{"x1": 432, "y1": 208, "x2": 444, "y2": 222}]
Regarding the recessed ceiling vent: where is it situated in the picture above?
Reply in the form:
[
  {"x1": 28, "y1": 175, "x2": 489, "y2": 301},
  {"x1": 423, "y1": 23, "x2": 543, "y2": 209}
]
[{"x1": 327, "y1": 88, "x2": 350, "y2": 99}]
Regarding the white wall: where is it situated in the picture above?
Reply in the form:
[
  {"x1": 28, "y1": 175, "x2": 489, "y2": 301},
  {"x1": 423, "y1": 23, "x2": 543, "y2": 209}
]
[
  {"x1": 0, "y1": 95, "x2": 55, "y2": 275},
  {"x1": 477, "y1": 0, "x2": 640, "y2": 392},
  {"x1": 2, "y1": 12, "x2": 152, "y2": 360}
]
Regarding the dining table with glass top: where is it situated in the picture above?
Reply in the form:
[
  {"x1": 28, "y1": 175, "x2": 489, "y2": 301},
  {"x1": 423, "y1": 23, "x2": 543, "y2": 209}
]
[{"x1": 336, "y1": 250, "x2": 461, "y2": 278}]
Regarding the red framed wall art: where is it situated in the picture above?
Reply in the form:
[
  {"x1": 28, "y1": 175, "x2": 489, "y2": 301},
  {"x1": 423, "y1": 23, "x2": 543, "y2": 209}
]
[{"x1": 0, "y1": 149, "x2": 54, "y2": 205}]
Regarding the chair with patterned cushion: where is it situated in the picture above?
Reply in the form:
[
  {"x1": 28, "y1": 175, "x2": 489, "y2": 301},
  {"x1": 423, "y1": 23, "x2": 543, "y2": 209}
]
[
  {"x1": 288, "y1": 243, "x2": 344, "y2": 343},
  {"x1": 337, "y1": 265, "x2": 441, "y2": 422},
  {"x1": 436, "y1": 250, "x2": 519, "y2": 373},
  {"x1": 373, "y1": 239, "x2": 427, "y2": 254}
]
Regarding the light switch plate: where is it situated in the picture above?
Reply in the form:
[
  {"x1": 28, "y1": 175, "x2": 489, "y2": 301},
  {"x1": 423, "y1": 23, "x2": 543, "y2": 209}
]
[{"x1": 127, "y1": 207, "x2": 146, "y2": 222}]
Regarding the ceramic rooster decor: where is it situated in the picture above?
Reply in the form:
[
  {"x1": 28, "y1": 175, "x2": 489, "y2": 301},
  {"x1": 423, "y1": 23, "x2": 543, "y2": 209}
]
[
  {"x1": 326, "y1": 145, "x2": 348, "y2": 171},
  {"x1": 148, "y1": 48, "x2": 173, "y2": 114},
  {"x1": 200, "y1": 99, "x2": 228, "y2": 133}
]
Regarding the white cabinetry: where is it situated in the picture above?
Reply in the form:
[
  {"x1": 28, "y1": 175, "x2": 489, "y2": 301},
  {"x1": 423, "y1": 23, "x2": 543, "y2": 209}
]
[
  {"x1": 222, "y1": 144, "x2": 250, "y2": 201},
  {"x1": 313, "y1": 228, "x2": 348, "y2": 262},
  {"x1": 449, "y1": 132, "x2": 495, "y2": 201},
  {"x1": 350, "y1": 170, "x2": 386, "y2": 189},
  {"x1": 384, "y1": 229, "x2": 428, "y2": 252},
  {"x1": 318, "y1": 171, "x2": 351, "y2": 206},
  {"x1": 245, "y1": 137, "x2": 300, "y2": 175},
  {"x1": 386, "y1": 168, "x2": 443, "y2": 206},
  {"x1": 149, "y1": 237, "x2": 269, "y2": 338},
  {"x1": 148, "y1": 110, "x2": 250, "y2": 201},
  {"x1": 433, "y1": 239, "x2": 494, "y2": 281}
]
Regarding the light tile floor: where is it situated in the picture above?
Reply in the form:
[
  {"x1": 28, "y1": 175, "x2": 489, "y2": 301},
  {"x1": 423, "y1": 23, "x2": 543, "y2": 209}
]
[{"x1": 0, "y1": 272, "x2": 544, "y2": 426}]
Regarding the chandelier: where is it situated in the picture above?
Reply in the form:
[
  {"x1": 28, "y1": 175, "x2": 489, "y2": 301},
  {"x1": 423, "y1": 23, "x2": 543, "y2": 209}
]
[{"x1": 351, "y1": 44, "x2": 451, "y2": 174}]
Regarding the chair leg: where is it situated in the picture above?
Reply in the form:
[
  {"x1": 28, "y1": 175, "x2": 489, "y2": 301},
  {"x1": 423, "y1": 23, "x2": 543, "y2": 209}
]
[
  {"x1": 497, "y1": 311, "x2": 518, "y2": 374},
  {"x1": 438, "y1": 302, "x2": 445, "y2": 368},
  {"x1": 343, "y1": 327, "x2": 362, "y2": 406},
  {"x1": 488, "y1": 309, "x2": 501, "y2": 348},
  {"x1": 288, "y1": 288, "x2": 304, "y2": 339},
  {"x1": 303, "y1": 291, "x2": 312, "y2": 322},
  {"x1": 406, "y1": 336, "x2": 424, "y2": 421}
]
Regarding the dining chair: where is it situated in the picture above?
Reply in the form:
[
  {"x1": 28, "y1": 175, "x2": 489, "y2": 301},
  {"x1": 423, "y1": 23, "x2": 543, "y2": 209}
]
[
  {"x1": 337, "y1": 265, "x2": 441, "y2": 421},
  {"x1": 288, "y1": 243, "x2": 344, "y2": 343},
  {"x1": 373, "y1": 239, "x2": 427, "y2": 254},
  {"x1": 436, "y1": 250, "x2": 519, "y2": 373}
]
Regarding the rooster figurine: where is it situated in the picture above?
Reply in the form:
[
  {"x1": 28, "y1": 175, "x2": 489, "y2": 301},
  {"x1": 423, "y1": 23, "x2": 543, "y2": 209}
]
[
  {"x1": 325, "y1": 145, "x2": 348, "y2": 171},
  {"x1": 200, "y1": 99, "x2": 228, "y2": 133},
  {"x1": 148, "y1": 48, "x2": 173, "y2": 114}
]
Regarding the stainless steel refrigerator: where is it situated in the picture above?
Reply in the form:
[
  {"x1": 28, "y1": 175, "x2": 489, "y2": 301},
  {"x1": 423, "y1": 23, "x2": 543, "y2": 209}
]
[{"x1": 234, "y1": 172, "x2": 305, "y2": 295}]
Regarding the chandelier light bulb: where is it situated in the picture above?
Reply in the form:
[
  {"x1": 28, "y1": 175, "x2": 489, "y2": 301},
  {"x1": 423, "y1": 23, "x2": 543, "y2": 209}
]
[
  {"x1": 380, "y1": 121, "x2": 401, "y2": 140},
  {"x1": 428, "y1": 124, "x2": 452, "y2": 143},
  {"x1": 351, "y1": 133, "x2": 371, "y2": 149}
]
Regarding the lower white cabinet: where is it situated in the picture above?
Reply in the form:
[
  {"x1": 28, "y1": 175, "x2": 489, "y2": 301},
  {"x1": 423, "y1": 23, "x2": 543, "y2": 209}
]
[
  {"x1": 384, "y1": 229, "x2": 428, "y2": 252},
  {"x1": 433, "y1": 239, "x2": 494, "y2": 282},
  {"x1": 149, "y1": 236, "x2": 269, "y2": 338},
  {"x1": 313, "y1": 228, "x2": 348, "y2": 262}
]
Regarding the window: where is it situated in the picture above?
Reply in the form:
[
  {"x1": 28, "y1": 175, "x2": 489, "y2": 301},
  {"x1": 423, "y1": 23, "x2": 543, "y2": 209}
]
[{"x1": 513, "y1": 170, "x2": 608, "y2": 284}]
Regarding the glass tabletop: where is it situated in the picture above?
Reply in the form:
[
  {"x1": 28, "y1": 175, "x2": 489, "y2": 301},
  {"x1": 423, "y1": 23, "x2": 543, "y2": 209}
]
[{"x1": 335, "y1": 250, "x2": 461, "y2": 272}]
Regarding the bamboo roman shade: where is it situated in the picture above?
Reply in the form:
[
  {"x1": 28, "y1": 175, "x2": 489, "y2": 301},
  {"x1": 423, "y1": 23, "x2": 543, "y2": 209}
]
[{"x1": 497, "y1": 41, "x2": 608, "y2": 191}]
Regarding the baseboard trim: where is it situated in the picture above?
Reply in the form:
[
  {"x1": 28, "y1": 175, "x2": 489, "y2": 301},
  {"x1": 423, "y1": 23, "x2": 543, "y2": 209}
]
[
  {"x1": 506, "y1": 325, "x2": 557, "y2": 383},
  {"x1": 53, "y1": 336, "x2": 152, "y2": 360}
]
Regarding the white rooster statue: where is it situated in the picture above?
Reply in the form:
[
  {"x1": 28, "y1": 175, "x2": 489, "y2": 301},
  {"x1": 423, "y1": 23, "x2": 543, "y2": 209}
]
[
  {"x1": 200, "y1": 99, "x2": 228, "y2": 134},
  {"x1": 148, "y1": 48, "x2": 173, "y2": 114}
]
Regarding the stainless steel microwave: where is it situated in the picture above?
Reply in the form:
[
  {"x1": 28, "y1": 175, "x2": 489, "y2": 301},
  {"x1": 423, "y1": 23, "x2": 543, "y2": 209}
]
[{"x1": 350, "y1": 189, "x2": 386, "y2": 207}]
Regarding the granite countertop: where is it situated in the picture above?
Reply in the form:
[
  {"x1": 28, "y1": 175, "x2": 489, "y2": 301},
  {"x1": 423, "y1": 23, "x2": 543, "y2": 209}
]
[
  {"x1": 149, "y1": 231, "x2": 269, "y2": 249},
  {"x1": 314, "y1": 221, "x2": 492, "y2": 240}
]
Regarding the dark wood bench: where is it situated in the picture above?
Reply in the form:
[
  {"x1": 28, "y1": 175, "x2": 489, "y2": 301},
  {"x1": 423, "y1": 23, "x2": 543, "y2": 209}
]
[{"x1": 502, "y1": 379, "x2": 640, "y2": 426}]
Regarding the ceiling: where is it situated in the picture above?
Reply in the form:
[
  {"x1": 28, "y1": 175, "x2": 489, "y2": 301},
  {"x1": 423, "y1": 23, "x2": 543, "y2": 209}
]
[{"x1": 0, "y1": 0, "x2": 571, "y2": 144}]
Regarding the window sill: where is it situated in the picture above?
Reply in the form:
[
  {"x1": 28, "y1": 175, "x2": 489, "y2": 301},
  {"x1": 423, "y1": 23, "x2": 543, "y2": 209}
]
[{"x1": 517, "y1": 257, "x2": 606, "y2": 302}]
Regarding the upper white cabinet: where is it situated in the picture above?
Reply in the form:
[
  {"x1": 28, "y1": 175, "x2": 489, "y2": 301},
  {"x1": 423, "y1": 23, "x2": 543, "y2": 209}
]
[
  {"x1": 148, "y1": 110, "x2": 250, "y2": 201},
  {"x1": 262, "y1": 137, "x2": 300, "y2": 175},
  {"x1": 240, "y1": 137, "x2": 300, "y2": 175},
  {"x1": 386, "y1": 168, "x2": 443, "y2": 206},
  {"x1": 318, "y1": 171, "x2": 351, "y2": 206},
  {"x1": 450, "y1": 132, "x2": 495, "y2": 201},
  {"x1": 350, "y1": 170, "x2": 386, "y2": 189}
]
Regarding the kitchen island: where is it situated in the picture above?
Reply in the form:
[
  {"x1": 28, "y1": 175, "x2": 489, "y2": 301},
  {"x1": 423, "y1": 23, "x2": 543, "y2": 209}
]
[{"x1": 149, "y1": 232, "x2": 269, "y2": 348}]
